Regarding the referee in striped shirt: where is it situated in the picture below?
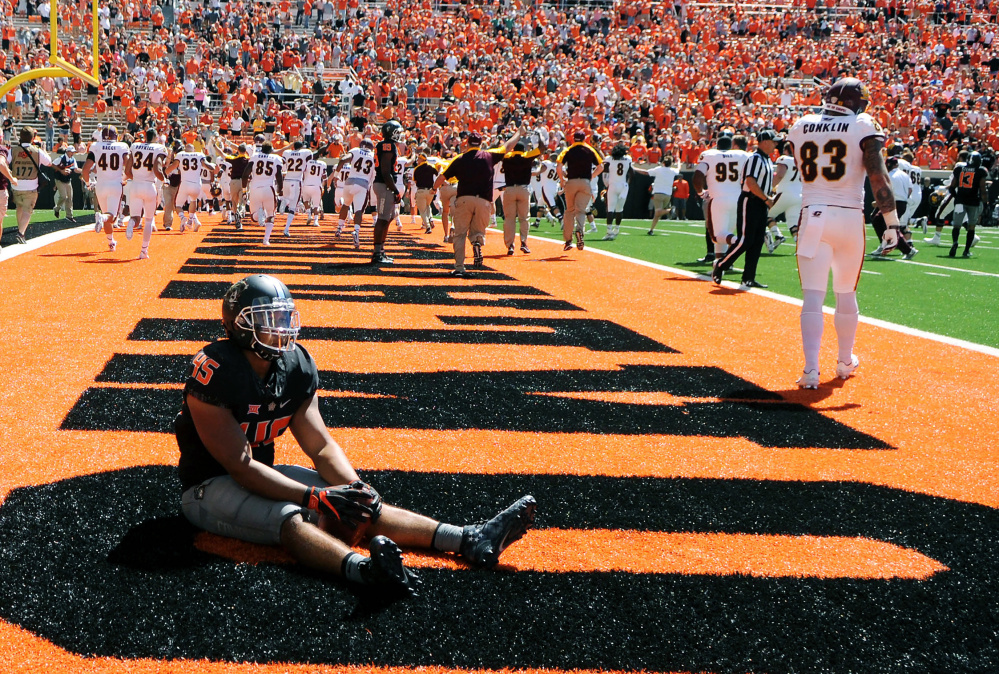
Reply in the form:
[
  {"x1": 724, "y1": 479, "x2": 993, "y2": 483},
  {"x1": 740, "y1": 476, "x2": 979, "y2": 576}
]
[{"x1": 713, "y1": 129, "x2": 778, "y2": 289}]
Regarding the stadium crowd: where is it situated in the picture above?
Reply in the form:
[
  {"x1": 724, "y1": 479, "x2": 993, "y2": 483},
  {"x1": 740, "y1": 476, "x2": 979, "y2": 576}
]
[{"x1": 0, "y1": 0, "x2": 998, "y2": 169}]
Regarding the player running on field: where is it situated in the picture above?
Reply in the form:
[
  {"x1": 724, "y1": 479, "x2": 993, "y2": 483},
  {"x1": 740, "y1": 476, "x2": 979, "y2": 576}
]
[
  {"x1": 336, "y1": 139, "x2": 376, "y2": 249},
  {"x1": 167, "y1": 144, "x2": 217, "y2": 233},
  {"x1": 242, "y1": 141, "x2": 285, "y2": 246},
  {"x1": 279, "y1": 140, "x2": 313, "y2": 237},
  {"x1": 123, "y1": 128, "x2": 167, "y2": 259},
  {"x1": 301, "y1": 154, "x2": 329, "y2": 227},
  {"x1": 81, "y1": 125, "x2": 130, "y2": 251}
]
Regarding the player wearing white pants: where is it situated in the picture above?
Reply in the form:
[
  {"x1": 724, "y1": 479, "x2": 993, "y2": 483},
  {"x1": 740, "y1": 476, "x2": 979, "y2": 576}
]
[
  {"x1": 242, "y1": 142, "x2": 284, "y2": 245},
  {"x1": 168, "y1": 146, "x2": 216, "y2": 232},
  {"x1": 301, "y1": 157, "x2": 327, "y2": 226},
  {"x1": 82, "y1": 129, "x2": 130, "y2": 251},
  {"x1": 602, "y1": 147, "x2": 633, "y2": 240},
  {"x1": 124, "y1": 131, "x2": 168, "y2": 255},
  {"x1": 694, "y1": 139, "x2": 751, "y2": 257},
  {"x1": 787, "y1": 77, "x2": 898, "y2": 389},
  {"x1": 336, "y1": 141, "x2": 376, "y2": 248}
]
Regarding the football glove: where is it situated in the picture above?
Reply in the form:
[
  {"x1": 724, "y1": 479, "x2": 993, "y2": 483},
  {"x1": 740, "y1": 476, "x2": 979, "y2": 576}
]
[
  {"x1": 302, "y1": 484, "x2": 375, "y2": 527},
  {"x1": 882, "y1": 227, "x2": 899, "y2": 252}
]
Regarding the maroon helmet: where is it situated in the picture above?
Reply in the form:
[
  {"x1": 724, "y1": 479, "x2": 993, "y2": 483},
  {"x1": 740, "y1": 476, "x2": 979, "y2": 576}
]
[{"x1": 823, "y1": 78, "x2": 871, "y2": 115}]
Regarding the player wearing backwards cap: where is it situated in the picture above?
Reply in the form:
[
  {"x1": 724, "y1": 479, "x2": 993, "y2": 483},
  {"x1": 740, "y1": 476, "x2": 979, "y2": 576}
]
[
  {"x1": 177, "y1": 274, "x2": 537, "y2": 598},
  {"x1": 786, "y1": 77, "x2": 898, "y2": 389},
  {"x1": 557, "y1": 130, "x2": 604, "y2": 251}
]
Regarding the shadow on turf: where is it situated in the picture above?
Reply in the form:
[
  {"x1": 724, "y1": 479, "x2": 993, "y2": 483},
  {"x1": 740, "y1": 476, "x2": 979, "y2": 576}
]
[{"x1": 2, "y1": 465, "x2": 998, "y2": 672}]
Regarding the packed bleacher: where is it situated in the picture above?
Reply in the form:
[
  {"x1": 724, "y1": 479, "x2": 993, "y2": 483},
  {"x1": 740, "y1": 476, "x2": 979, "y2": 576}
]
[{"x1": 0, "y1": 0, "x2": 998, "y2": 169}]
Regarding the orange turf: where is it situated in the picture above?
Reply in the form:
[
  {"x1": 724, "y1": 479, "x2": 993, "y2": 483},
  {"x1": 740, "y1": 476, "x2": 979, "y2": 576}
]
[{"x1": 0, "y1": 214, "x2": 996, "y2": 672}]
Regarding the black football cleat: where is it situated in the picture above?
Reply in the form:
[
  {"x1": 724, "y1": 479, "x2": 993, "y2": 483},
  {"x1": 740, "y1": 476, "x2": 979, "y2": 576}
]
[
  {"x1": 360, "y1": 535, "x2": 420, "y2": 597},
  {"x1": 460, "y1": 495, "x2": 537, "y2": 568},
  {"x1": 696, "y1": 254, "x2": 715, "y2": 264},
  {"x1": 472, "y1": 242, "x2": 484, "y2": 268},
  {"x1": 15, "y1": 232, "x2": 26, "y2": 245},
  {"x1": 520, "y1": 243, "x2": 531, "y2": 254},
  {"x1": 449, "y1": 268, "x2": 471, "y2": 278},
  {"x1": 575, "y1": 230, "x2": 584, "y2": 250},
  {"x1": 507, "y1": 243, "x2": 515, "y2": 256},
  {"x1": 948, "y1": 244, "x2": 958, "y2": 258},
  {"x1": 369, "y1": 252, "x2": 395, "y2": 265},
  {"x1": 741, "y1": 279, "x2": 768, "y2": 289},
  {"x1": 563, "y1": 240, "x2": 573, "y2": 251},
  {"x1": 711, "y1": 264, "x2": 723, "y2": 285}
]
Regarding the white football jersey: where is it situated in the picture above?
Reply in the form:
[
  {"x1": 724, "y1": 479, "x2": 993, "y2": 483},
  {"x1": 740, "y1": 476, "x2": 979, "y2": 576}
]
[
  {"x1": 128, "y1": 142, "x2": 167, "y2": 183},
  {"x1": 395, "y1": 156, "x2": 411, "y2": 192},
  {"x1": 90, "y1": 141, "x2": 130, "y2": 184},
  {"x1": 344, "y1": 147, "x2": 375, "y2": 185},
  {"x1": 247, "y1": 152, "x2": 283, "y2": 187},
  {"x1": 539, "y1": 160, "x2": 559, "y2": 186},
  {"x1": 303, "y1": 159, "x2": 327, "y2": 188},
  {"x1": 283, "y1": 148, "x2": 312, "y2": 181},
  {"x1": 897, "y1": 158, "x2": 922, "y2": 196},
  {"x1": 604, "y1": 156, "x2": 633, "y2": 188},
  {"x1": 787, "y1": 111, "x2": 884, "y2": 209},
  {"x1": 697, "y1": 149, "x2": 750, "y2": 202},
  {"x1": 176, "y1": 151, "x2": 207, "y2": 185},
  {"x1": 889, "y1": 167, "x2": 912, "y2": 202},
  {"x1": 774, "y1": 154, "x2": 801, "y2": 192}
]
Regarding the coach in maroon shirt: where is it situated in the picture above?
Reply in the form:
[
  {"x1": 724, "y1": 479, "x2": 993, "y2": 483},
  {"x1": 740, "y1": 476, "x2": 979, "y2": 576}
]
[{"x1": 434, "y1": 128, "x2": 523, "y2": 277}]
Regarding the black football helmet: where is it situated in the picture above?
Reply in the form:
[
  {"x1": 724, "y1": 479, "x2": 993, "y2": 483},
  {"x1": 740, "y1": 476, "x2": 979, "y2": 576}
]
[
  {"x1": 382, "y1": 119, "x2": 404, "y2": 142},
  {"x1": 968, "y1": 151, "x2": 982, "y2": 168},
  {"x1": 222, "y1": 275, "x2": 301, "y2": 361},
  {"x1": 823, "y1": 77, "x2": 870, "y2": 115}
]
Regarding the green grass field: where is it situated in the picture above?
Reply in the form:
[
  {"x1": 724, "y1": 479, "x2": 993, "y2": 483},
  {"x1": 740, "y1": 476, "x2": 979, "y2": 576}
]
[
  {"x1": 510, "y1": 217, "x2": 999, "y2": 349},
  {"x1": 2, "y1": 209, "x2": 94, "y2": 230}
]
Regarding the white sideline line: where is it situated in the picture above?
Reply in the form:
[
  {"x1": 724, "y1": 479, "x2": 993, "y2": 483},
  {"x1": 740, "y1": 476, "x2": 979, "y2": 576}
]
[
  {"x1": 499, "y1": 229, "x2": 999, "y2": 359},
  {"x1": 0, "y1": 224, "x2": 91, "y2": 262},
  {"x1": 860, "y1": 270, "x2": 881, "y2": 275},
  {"x1": 924, "y1": 272, "x2": 950, "y2": 277}
]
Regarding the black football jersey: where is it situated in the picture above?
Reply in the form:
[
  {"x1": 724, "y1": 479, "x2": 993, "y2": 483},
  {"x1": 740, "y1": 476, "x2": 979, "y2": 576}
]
[
  {"x1": 373, "y1": 140, "x2": 397, "y2": 184},
  {"x1": 953, "y1": 165, "x2": 988, "y2": 205},
  {"x1": 175, "y1": 339, "x2": 320, "y2": 490}
]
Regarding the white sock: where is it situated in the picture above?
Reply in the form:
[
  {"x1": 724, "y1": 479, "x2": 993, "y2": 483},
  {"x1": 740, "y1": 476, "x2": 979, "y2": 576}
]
[
  {"x1": 834, "y1": 292, "x2": 859, "y2": 364},
  {"x1": 800, "y1": 289, "x2": 826, "y2": 374},
  {"x1": 770, "y1": 225, "x2": 782, "y2": 236},
  {"x1": 263, "y1": 217, "x2": 275, "y2": 244},
  {"x1": 337, "y1": 219, "x2": 345, "y2": 230},
  {"x1": 142, "y1": 219, "x2": 153, "y2": 248},
  {"x1": 286, "y1": 213, "x2": 294, "y2": 228}
]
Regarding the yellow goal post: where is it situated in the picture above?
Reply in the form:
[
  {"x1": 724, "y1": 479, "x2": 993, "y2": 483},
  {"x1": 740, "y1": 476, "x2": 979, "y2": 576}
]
[{"x1": 0, "y1": 0, "x2": 100, "y2": 100}]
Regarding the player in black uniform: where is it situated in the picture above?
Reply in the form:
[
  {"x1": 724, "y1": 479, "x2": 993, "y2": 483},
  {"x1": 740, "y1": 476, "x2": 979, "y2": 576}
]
[
  {"x1": 948, "y1": 151, "x2": 988, "y2": 258},
  {"x1": 176, "y1": 275, "x2": 536, "y2": 597},
  {"x1": 370, "y1": 120, "x2": 403, "y2": 265}
]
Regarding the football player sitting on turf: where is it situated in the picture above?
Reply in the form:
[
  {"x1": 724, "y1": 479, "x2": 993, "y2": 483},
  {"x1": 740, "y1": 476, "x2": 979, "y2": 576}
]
[{"x1": 176, "y1": 274, "x2": 537, "y2": 597}]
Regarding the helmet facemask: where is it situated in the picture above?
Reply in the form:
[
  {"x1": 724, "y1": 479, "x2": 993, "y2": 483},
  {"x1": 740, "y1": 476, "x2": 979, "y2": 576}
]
[{"x1": 232, "y1": 298, "x2": 301, "y2": 361}]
